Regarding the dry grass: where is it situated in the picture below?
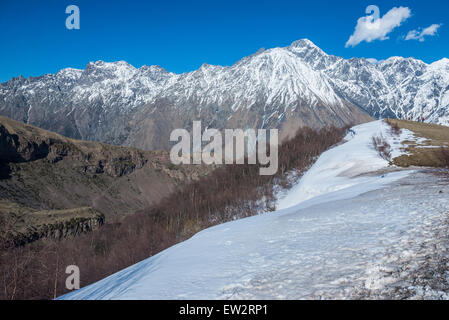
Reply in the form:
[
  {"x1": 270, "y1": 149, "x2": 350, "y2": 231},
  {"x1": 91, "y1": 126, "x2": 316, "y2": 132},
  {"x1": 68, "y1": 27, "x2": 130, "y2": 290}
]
[
  {"x1": 385, "y1": 119, "x2": 402, "y2": 136},
  {"x1": 439, "y1": 147, "x2": 449, "y2": 168},
  {"x1": 385, "y1": 119, "x2": 449, "y2": 168}
]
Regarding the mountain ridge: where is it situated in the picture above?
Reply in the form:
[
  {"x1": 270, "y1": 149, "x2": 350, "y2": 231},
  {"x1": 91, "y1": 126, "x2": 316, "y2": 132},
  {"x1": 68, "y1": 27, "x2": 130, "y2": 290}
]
[{"x1": 1, "y1": 39, "x2": 448, "y2": 150}]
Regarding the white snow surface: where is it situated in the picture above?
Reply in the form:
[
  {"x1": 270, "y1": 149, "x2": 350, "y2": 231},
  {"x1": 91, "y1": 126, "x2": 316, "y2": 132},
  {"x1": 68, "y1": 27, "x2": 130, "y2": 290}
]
[
  {"x1": 277, "y1": 120, "x2": 414, "y2": 210},
  {"x1": 59, "y1": 121, "x2": 449, "y2": 300}
]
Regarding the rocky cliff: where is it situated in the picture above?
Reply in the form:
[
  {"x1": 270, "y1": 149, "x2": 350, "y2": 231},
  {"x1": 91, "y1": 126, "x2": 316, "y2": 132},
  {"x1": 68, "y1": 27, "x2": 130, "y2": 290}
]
[{"x1": 0, "y1": 116, "x2": 211, "y2": 245}]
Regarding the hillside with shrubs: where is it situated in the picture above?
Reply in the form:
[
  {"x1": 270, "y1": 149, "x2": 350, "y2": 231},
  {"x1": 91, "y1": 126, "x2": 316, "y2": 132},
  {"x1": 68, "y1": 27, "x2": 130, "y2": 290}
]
[{"x1": 0, "y1": 125, "x2": 348, "y2": 299}]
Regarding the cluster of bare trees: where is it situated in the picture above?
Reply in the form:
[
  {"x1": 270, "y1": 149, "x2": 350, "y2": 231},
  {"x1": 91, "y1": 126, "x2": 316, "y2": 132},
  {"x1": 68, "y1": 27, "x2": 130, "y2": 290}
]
[
  {"x1": 0, "y1": 126, "x2": 347, "y2": 300},
  {"x1": 372, "y1": 135, "x2": 392, "y2": 162}
]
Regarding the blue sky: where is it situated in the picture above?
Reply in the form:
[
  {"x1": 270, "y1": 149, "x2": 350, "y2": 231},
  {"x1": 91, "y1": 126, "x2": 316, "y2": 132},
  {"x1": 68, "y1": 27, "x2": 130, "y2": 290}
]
[{"x1": 0, "y1": 0, "x2": 447, "y2": 82}]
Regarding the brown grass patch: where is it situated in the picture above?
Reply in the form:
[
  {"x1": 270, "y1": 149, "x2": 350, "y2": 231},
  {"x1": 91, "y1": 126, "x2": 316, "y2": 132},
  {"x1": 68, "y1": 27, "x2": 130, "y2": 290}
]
[
  {"x1": 385, "y1": 119, "x2": 449, "y2": 168},
  {"x1": 438, "y1": 148, "x2": 449, "y2": 168},
  {"x1": 385, "y1": 119, "x2": 402, "y2": 136}
]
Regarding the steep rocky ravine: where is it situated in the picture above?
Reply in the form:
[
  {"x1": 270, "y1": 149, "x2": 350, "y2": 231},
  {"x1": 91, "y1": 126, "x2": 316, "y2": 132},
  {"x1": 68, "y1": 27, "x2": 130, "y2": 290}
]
[{"x1": 0, "y1": 116, "x2": 211, "y2": 244}]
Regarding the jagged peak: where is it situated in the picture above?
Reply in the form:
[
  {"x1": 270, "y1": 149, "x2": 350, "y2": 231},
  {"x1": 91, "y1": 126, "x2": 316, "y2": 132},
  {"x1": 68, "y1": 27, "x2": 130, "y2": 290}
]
[
  {"x1": 138, "y1": 64, "x2": 173, "y2": 76},
  {"x1": 56, "y1": 67, "x2": 83, "y2": 78},
  {"x1": 430, "y1": 57, "x2": 449, "y2": 68},
  {"x1": 380, "y1": 56, "x2": 426, "y2": 66},
  {"x1": 139, "y1": 64, "x2": 166, "y2": 71},
  {"x1": 287, "y1": 39, "x2": 329, "y2": 62},
  {"x1": 81, "y1": 60, "x2": 137, "y2": 81},
  {"x1": 382, "y1": 56, "x2": 408, "y2": 64},
  {"x1": 85, "y1": 60, "x2": 136, "y2": 70},
  {"x1": 290, "y1": 38, "x2": 318, "y2": 49}
]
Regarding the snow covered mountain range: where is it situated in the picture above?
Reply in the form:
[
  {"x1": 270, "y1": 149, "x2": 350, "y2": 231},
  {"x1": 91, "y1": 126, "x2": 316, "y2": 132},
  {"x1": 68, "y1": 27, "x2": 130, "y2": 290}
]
[{"x1": 1, "y1": 39, "x2": 448, "y2": 150}]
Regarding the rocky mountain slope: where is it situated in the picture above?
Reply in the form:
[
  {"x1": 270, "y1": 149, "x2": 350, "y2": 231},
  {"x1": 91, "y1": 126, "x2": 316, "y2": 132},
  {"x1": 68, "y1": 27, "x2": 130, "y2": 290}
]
[
  {"x1": 1, "y1": 39, "x2": 448, "y2": 150},
  {"x1": 0, "y1": 200, "x2": 105, "y2": 246},
  {"x1": 0, "y1": 115, "x2": 210, "y2": 243}
]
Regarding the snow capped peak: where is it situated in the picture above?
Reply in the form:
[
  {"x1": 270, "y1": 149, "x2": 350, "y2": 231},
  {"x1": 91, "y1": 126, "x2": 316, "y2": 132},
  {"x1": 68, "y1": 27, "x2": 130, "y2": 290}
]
[
  {"x1": 56, "y1": 68, "x2": 83, "y2": 80},
  {"x1": 80, "y1": 60, "x2": 137, "y2": 83},
  {"x1": 290, "y1": 38, "x2": 318, "y2": 49},
  {"x1": 200, "y1": 62, "x2": 215, "y2": 70},
  {"x1": 430, "y1": 58, "x2": 449, "y2": 70},
  {"x1": 85, "y1": 60, "x2": 109, "y2": 69},
  {"x1": 1, "y1": 39, "x2": 449, "y2": 146},
  {"x1": 85, "y1": 60, "x2": 136, "y2": 72},
  {"x1": 136, "y1": 65, "x2": 173, "y2": 81},
  {"x1": 381, "y1": 56, "x2": 419, "y2": 64},
  {"x1": 379, "y1": 56, "x2": 426, "y2": 67},
  {"x1": 286, "y1": 39, "x2": 333, "y2": 71},
  {"x1": 437, "y1": 57, "x2": 449, "y2": 64},
  {"x1": 383, "y1": 56, "x2": 404, "y2": 63},
  {"x1": 57, "y1": 67, "x2": 83, "y2": 74},
  {"x1": 289, "y1": 39, "x2": 327, "y2": 56}
]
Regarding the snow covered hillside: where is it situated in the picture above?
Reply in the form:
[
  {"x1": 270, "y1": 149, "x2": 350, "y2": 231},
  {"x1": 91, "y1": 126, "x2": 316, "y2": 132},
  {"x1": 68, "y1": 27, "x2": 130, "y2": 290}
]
[
  {"x1": 277, "y1": 120, "x2": 415, "y2": 210},
  {"x1": 59, "y1": 121, "x2": 449, "y2": 300}
]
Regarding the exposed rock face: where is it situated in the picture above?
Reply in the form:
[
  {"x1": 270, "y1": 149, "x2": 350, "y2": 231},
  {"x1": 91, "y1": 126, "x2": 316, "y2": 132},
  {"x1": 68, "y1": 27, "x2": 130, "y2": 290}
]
[
  {"x1": 38, "y1": 214, "x2": 105, "y2": 240},
  {"x1": 5, "y1": 207, "x2": 105, "y2": 246},
  {"x1": 1, "y1": 39, "x2": 447, "y2": 150},
  {"x1": 0, "y1": 116, "x2": 211, "y2": 218},
  {"x1": 0, "y1": 40, "x2": 366, "y2": 150},
  {"x1": 0, "y1": 123, "x2": 50, "y2": 163},
  {"x1": 0, "y1": 115, "x2": 148, "y2": 179},
  {"x1": 0, "y1": 63, "x2": 177, "y2": 146}
]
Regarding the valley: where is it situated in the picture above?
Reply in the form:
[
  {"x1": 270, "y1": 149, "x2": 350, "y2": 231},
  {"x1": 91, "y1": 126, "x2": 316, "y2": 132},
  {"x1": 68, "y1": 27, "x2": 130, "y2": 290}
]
[{"x1": 0, "y1": 115, "x2": 210, "y2": 245}]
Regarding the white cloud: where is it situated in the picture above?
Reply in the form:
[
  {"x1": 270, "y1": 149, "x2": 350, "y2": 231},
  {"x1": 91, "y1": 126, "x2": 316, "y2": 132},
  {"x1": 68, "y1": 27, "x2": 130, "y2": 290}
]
[
  {"x1": 366, "y1": 58, "x2": 379, "y2": 64},
  {"x1": 405, "y1": 24, "x2": 442, "y2": 42},
  {"x1": 346, "y1": 7, "x2": 412, "y2": 48}
]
